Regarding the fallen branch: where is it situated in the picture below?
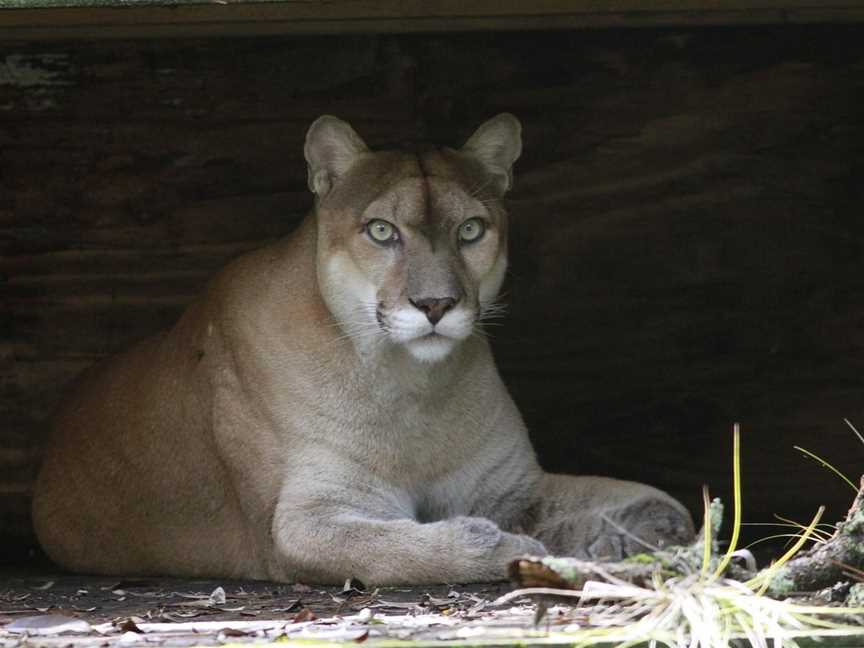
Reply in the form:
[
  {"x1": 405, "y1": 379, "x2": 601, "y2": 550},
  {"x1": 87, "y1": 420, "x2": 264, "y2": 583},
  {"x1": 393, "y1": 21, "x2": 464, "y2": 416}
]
[
  {"x1": 509, "y1": 498, "x2": 725, "y2": 591},
  {"x1": 764, "y1": 476, "x2": 864, "y2": 596},
  {"x1": 509, "y1": 555, "x2": 659, "y2": 590}
]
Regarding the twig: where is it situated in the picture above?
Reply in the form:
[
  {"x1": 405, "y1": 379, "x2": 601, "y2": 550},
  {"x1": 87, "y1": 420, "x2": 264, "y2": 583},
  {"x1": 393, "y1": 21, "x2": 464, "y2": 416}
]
[{"x1": 491, "y1": 587, "x2": 586, "y2": 607}]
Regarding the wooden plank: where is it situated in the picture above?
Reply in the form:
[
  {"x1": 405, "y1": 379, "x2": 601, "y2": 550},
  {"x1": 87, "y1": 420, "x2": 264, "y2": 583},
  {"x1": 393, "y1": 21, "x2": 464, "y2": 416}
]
[
  {"x1": 0, "y1": 1, "x2": 863, "y2": 40},
  {"x1": 0, "y1": 243, "x2": 261, "y2": 277}
]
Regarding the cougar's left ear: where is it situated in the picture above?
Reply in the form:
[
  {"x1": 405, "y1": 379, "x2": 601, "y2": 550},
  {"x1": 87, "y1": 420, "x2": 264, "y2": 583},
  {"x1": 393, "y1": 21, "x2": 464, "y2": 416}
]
[
  {"x1": 460, "y1": 113, "x2": 522, "y2": 195},
  {"x1": 304, "y1": 115, "x2": 369, "y2": 197}
]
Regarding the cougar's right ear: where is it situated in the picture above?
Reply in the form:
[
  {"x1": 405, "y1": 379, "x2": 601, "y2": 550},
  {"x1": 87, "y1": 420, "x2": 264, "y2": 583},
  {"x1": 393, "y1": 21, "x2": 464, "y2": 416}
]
[{"x1": 304, "y1": 115, "x2": 369, "y2": 197}]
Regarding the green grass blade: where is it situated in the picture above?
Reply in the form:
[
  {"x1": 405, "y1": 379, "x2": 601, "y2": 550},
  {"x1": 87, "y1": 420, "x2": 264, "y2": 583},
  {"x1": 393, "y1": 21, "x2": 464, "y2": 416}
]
[
  {"x1": 712, "y1": 423, "x2": 742, "y2": 580},
  {"x1": 794, "y1": 446, "x2": 857, "y2": 492},
  {"x1": 700, "y1": 485, "x2": 712, "y2": 578}
]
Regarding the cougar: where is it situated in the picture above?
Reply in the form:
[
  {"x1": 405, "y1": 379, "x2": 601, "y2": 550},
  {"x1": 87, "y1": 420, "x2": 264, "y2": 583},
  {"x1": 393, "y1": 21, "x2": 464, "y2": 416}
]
[{"x1": 32, "y1": 114, "x2": 693, "y2": 584}]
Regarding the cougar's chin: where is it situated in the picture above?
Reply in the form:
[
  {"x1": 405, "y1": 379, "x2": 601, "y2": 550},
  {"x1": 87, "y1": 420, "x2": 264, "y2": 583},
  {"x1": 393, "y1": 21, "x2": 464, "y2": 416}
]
[{"x1": 403, "y1": 334, "x2": 459, "y2": 363}]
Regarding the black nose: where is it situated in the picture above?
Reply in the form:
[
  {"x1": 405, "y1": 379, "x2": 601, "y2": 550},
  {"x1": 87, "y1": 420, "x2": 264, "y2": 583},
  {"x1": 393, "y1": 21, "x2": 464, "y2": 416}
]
[{"x1": 410, "y1": 297, "x2": 457, "y2": 326}]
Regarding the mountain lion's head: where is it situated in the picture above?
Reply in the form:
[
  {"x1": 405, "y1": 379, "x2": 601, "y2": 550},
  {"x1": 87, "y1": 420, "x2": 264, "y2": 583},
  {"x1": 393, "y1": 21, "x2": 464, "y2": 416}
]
[{"x1": 305, "y1": 114, "x2": 521, "y2": 363}]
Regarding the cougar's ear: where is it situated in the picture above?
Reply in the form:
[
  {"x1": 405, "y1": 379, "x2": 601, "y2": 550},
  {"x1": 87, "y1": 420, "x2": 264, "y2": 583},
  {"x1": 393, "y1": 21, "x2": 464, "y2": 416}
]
[
  {"x1": 460, "y1": 113, "x2": 522, "y2": 194},
  {"x1": 304, "y1": 115, "x2": 369, "y2": 197}
]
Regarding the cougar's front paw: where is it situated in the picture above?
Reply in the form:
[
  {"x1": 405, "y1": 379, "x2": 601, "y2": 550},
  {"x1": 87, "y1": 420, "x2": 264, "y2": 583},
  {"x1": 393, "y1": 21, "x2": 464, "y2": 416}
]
[
  {"x1": 451, "y1": 517, "x2": 547, "y2": 579},
  {"x1": 589, "y1": 497, "x2": 695, "y2": 560},
  {"x1": 456, "y1": 517, "x2": 547, "y2": 556},
  {"x1": 497, "y1": 530, "x2": 548, "y2": 559}
]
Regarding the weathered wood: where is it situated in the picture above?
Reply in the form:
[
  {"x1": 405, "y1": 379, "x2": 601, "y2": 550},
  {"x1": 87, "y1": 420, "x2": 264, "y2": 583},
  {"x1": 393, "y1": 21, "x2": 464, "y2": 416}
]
[
  {"x1": 1, "y1": 27, "x2": 864, "y2": 553},
  {"x1": 1, "y1": 1, "x2": 864, "y2": 41}
]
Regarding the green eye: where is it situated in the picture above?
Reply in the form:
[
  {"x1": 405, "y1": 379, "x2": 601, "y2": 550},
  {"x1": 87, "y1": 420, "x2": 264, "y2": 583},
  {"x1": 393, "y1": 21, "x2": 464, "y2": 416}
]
[
  {"x1": 458, "y1": 218, "x2": 486, "y2": 244},
  {"x1": 366, "y1": 219, "x2": 398, "y2": 244}
]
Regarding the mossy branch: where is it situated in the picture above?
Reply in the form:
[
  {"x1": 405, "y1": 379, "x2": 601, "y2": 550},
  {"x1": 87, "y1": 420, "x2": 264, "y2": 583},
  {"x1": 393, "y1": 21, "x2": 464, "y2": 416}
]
[
  {"x1": 509, "y1": 499, "x2": 725, "y2": 590},
  {"x1": 764, "y1": 477, "x2": 864, "y2": 596}
]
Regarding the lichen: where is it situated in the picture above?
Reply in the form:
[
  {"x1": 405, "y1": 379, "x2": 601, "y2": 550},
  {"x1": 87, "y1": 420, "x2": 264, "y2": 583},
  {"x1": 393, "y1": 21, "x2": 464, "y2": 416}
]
[
  {"x1": 845, "y1": 582, "x2": 864, "y2": 608},
  {"x1": 765, "y1": 567, "x2": 796, "y2": 597},
  {"x1": 538, "y1": 556, "x2": 584, "y2": 582},
  {"x1": 624, "y1": 553, "x2": 658, "y2": 565}
]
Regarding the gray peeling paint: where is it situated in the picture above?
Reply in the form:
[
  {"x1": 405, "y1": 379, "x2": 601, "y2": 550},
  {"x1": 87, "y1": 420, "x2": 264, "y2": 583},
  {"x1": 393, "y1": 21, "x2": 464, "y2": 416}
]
[{"x1": 0, "y1": 53, "x2": 75, "y2": 88}]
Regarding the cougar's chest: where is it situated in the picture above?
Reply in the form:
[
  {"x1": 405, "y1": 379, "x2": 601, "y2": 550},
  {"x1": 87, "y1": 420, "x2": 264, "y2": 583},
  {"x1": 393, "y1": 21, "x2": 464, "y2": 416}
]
[
  {"x1": 311, "y1": 364, "x2": 487, "y2": 479},
  {"x1": 356, "y1": 387, "x2": 480, "y2": 479}
]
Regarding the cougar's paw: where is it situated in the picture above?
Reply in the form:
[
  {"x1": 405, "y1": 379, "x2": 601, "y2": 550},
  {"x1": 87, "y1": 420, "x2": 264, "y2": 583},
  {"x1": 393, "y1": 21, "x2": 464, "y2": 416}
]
[
  {"x1": 497, "y1": 531, "x2": 548, "y2": 559},
  {"x1": 451, "y1": 516, "x2": 547, "y2": 578},
  {"x1": 454, "y1": 516, "x2": 547, "y2": 556},
  {"x1": 589, "y1": 497, "x2": 695, "y2": 561}
]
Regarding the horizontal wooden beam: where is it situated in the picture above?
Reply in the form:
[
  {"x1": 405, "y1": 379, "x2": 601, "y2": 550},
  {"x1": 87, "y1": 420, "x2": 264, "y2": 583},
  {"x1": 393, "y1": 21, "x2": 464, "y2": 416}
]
[{"x1": 0, "y1": 1, "x2": 863, "y2": 40}]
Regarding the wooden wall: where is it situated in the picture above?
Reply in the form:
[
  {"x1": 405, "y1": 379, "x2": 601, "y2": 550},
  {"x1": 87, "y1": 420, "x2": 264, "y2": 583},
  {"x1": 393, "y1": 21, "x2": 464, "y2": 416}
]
[
  {"x1": 4, "y1": 1, "x2": 864, "y2": 40},
  {"x1": 2, "y1": 25, "x2": 864, "y2": 558}
]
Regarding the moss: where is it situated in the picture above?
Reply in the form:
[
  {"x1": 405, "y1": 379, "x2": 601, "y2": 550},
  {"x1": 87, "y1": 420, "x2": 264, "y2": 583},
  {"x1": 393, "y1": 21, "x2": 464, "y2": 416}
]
[
  {"x1": 538, "y1": 556, "x2": 584, "y2": 582},
  {"x1": 624, "y1": 553, "x2": 658, "y2": 565},
  {"x1": 765, "y1": 567, "x2": 796, "y2": 597},
  {"x1": 846, "y1": 583, "x2": 864, "y2": 608}
]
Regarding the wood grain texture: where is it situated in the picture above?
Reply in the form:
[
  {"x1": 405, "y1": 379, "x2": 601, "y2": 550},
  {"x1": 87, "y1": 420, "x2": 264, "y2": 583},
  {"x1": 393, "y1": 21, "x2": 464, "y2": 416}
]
[
  {"x1": 2, "y1": 26, "x2": 864, "y2": 554},
  {"x1": 1, "y1": 0, "x2": 864, "y2": 41}
]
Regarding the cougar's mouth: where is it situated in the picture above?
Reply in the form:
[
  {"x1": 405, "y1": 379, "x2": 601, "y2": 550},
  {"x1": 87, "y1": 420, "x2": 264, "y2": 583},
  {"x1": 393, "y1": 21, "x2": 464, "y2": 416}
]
[{"x1": 375, "y1": 307, "x2": 388, "y2": 330}]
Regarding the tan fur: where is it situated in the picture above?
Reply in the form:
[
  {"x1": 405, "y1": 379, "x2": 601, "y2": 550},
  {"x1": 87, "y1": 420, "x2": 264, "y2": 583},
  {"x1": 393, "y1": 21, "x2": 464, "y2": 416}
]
[{"x1": 32, "y1": 115, "x2": 693, "y2": 584}]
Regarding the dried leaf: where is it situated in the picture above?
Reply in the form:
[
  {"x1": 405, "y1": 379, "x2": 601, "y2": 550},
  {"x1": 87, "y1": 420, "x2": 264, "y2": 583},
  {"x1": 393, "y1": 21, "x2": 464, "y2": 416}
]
[
  {"x1": 166, "y1": 599, "x2": 209, "y2": 608},
  {"x1": 102, "y1": 580, "x2": 157, "y2": 591},
  {"x1": 342, "y1": 578, "x2": 366, "y2": 594},
  {"x1": 172, "y1": 592, "x2": 211, "y2": 600},
  {"x1": 370, "y1": 600, "x2": 416, "y2": 611},
  {"x1": 161, "y1": 610, "x2": 206, "y2": 620},
  {"x1": 209, "y1": 586, "x2": 227, "y2": 606},
  {"x1": 270, "y1": 598, "x2": 302, "y2": 613},
  {"x1": 125, "y1": 591, "x2": 164, "y2": 598},
  {"x1": 292, "y1": 608, "x2": 316, "y2": 623},
  {"x1": 466, "y1": 599, "x2": 488, "y2": 615},
  {"x1": 116, "y1": 618, "x2": 142, "y2": 633}
]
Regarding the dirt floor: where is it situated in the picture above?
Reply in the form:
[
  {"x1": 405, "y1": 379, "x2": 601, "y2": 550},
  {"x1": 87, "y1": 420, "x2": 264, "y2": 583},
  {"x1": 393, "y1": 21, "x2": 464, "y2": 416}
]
[
  {"x1": 0, "y1": 567, "x2": 511, "y2": 622},
  {"x1": 0, "y1": 565, "x2": 574, "y2": 647}
]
